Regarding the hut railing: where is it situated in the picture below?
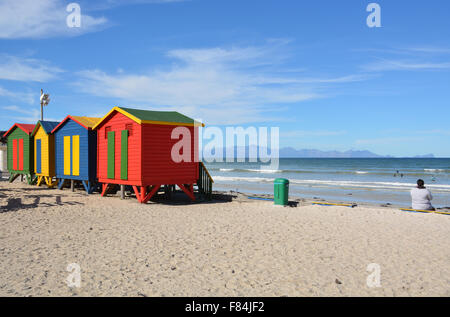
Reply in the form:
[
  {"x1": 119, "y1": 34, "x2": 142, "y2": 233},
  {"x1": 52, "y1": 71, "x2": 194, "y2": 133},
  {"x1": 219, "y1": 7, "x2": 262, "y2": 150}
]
[{"x1": 197, "y1": 162, "x2": 213, "y2": 200}]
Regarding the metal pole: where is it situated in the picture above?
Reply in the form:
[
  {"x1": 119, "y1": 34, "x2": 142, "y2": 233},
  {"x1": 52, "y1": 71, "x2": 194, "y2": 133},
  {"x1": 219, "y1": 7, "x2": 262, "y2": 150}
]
[{"x1": 40, "y1": 89, "x2": 43, "y2": 121}]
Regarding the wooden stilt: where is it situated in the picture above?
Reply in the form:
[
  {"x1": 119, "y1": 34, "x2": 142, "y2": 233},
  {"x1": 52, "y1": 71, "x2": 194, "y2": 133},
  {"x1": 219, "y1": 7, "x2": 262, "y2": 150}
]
[
  {"x1": 120, "y1": 185, "x2": 125, "y2": 200},
  {"x1": 9, "y1": 173, "x2": 19, "y2": 183},
  {"x1": 71, "y1": 180, "x2": 74, "y2": 192},
  {"x1": 88, "y1": 181, "x2": 98, "y2": 194},
  {"x1": 136, "y1": 186, "x2": 145, "y2": 203},
  {"x1": 132, "y1": 185, "x2": 140, "y2": 200},
  {"x1": 44, "y1": 177, "x2": 55, "y2": 188},
  {"x1": 28, "y1": 174, "x2": 36, "y2": 185},
  {"x1": 57, "y1": 179, "x2": 65, "y2": 190},
  {"x1": 164, "y1": 185, "x2": 173, "y2": 200},
  {"x1": 141, "y1": 185, "x2": 161, "y2": 204},
  {"x1": 50, "y1": 178, "x2": 58, "y2": 188},
  {"x1": 81, "y1": 180, "x2": 89, "y2": 194},
  {"x1": 101, "y1": 183, "x2": 109, "y2": 197},
  {"x1": 177, "y1": 183, "x2": 195, "y2": 201}
]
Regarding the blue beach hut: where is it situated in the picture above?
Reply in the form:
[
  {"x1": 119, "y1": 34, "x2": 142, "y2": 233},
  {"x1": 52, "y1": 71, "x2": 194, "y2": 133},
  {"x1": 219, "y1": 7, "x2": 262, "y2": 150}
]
[{"x1": 51, "y1": 116, "x2": 101, "y2": 193}]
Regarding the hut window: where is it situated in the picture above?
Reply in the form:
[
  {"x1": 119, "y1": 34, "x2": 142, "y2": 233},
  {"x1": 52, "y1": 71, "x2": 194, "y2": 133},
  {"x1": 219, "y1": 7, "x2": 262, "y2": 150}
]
[
  {"x1": 105, "y1": 126, "x2": 111, "y2": 139},
  {"x1": 125, "y1": 124, "x2": 133, "y2": 136}
]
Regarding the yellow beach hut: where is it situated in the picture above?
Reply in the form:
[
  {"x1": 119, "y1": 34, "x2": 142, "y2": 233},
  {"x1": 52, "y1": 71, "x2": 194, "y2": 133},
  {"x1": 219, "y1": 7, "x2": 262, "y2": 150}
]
[{"x1": 32, "y1": 120, "x2": 60, "y2": 187}]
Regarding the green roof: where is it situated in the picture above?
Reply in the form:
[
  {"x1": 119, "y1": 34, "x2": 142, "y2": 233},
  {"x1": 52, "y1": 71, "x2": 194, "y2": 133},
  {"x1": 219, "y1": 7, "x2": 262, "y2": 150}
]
[{"x1": 119, "y1": 107, "x2": 199, "y2": 125}]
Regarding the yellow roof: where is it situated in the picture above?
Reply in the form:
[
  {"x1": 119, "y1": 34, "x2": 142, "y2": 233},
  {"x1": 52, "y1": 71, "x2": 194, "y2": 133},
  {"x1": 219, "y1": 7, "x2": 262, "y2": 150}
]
[{"x1": 72, "y1": 116, "x2": 101, "y2": 129}]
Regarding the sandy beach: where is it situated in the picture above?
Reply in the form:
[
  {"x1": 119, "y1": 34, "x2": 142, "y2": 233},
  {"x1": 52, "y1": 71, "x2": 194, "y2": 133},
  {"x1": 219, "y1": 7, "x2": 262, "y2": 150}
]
[{"x1": 0, "y1": 180, "x2": 449, "y2": 297}]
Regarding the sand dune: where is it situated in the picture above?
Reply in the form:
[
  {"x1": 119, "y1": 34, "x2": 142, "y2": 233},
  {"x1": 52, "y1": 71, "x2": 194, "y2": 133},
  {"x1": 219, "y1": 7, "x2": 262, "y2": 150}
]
[{"x1": 0, "y1": 181, "x2": 449, "y2": 296}]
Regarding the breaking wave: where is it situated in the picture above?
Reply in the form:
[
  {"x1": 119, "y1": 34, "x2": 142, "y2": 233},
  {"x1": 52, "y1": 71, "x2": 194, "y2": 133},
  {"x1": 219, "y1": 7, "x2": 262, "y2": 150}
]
[{"x1": 212, "y1": 176, "x2": 450, "y2": 192}]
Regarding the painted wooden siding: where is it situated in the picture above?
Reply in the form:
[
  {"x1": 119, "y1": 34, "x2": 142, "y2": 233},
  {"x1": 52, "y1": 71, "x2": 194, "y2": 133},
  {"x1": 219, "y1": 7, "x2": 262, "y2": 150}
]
[
  {"x1": 88, "y1": 130, "x2": 97, "y2": 180},
  {"x1": 33, "y1": 126, "x2": 55, "y2": 176},
  {"x1": 7, "y1": 128, "x2": 32, "y2": 173},
  {"x1": 141, "y1": 124, "x2": 198, "y2": 184},
  {"x1": 72, "y1": 135, "x2": 80, "y2": 176},
  {"x1": 12, "y1": 139, "x2": 17, "y2": 170},
  {"x1": 18, "y1": 139, "x2": 24, "y2": 170},
  {"x1": 54, "y1": 119, "x2": 92, "y2": 181},
  {"x1": 96, "y1": 112, "x2": 141, "y2": 183}
]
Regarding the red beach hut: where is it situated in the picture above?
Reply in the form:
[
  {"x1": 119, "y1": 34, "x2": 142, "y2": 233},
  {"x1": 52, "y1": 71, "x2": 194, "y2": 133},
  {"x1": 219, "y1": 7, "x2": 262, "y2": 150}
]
[{"x1": 92, "y1": 106, "x2": 212, "y2": 203}]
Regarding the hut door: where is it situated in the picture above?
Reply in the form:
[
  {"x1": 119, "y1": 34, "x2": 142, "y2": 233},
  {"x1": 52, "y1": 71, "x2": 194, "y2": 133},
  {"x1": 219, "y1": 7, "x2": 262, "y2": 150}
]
[
  {"x1": 106, "y1": 130, "x2": 128, "y2": 180},
  {"x1": 18, "y1": 139, "x2": 23, "y2": 171},
  {"x1": 12, "y1": 139, "x2": 17, "y2": 170},
  {"x1": 107, "y1": 131, "x2": 115, "y2": 179},
  {"x1": 36, "y1": 139, "x2": 42, "y2": 174},
  {"x1": 63, "y1": 135, "x2": 80, "y2": 176},
  {"x1": 64, "y1": 136, "x2": 71, "y2": 175},
  {"x1": 12, "y1": 139, "x2": 23, "y2": 171},
  {"x1": 120, "y1": 130, "x2": 128, "y2": 180}
]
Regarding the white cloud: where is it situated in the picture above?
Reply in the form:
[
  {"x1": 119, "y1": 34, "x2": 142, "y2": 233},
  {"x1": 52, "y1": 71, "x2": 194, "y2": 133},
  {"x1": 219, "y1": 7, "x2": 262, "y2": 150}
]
[
  {"x1": 2, "y1": 105, "x2": 32, "y2": 115},
  {"x1": 167, "y1": 47, "x2": 271, "y2": 66},
  {"x1": 0, "y1": 0, "x2": 107, "y2": 39},
  {"x1": 81, "y1": 0, "x2": 187, "y2": 11},
  {"x1": 2, "y1": 105, "x2": 39, "y2": 123},
  {"x1": 0, "y1": 55, "x2": 63, "y2": 82},
  {"x1": 0, "y1": 86, "x2": 34, "y2": 104},
  {"x1": 1, "y1": 105, "x2": 60, "y2": 123},
  {"x1": 0, "y1": 87, "x2": 17, "y2": 98},
  {"x1": 355, "y1": 137, "x2": 424, "y2": 145},
  {"x1": 355, "y1": 46, "x2": 450, "y2": 56},
  {"x1": 416, "y1": 129, "x2": 450, "y2": 136},
  {"x1": 363, "y1": 59, "x2": 450, "y2": 72},
  {"x1": 282, "y1": 130, "x2": 347, "y2": 138},
  {"x1": 406, "y1": 46, "x2": 450, "y2": 54},
  {"x1": 76, "y1": 43, "x2": 366, "y2": 125}
]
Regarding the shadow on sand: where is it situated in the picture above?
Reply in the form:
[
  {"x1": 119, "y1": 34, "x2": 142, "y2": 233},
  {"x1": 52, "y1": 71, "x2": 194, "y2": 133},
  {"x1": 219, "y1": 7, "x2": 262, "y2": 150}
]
[
  {"x1": 0, "y1": 194, "x2": 84, "y2": 213},
  {"x1": 145, "y1": 191, "x2": 235, "y2": 206}
]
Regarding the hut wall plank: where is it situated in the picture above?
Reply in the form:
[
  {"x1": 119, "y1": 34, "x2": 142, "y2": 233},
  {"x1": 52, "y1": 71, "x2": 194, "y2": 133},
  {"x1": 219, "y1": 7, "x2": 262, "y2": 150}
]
[
  {"x1": 141, "y1": 124, "x2": 198, "y2": 184},
  {"x1": 55, "y1": 119, "x2": 91, "y2": 180},
  {"x1": 96, "y1": 112, "x2": 141, "y2": 182},
  {"x1": 7, "y1": 127, "x2": 32, "y2": 174}
]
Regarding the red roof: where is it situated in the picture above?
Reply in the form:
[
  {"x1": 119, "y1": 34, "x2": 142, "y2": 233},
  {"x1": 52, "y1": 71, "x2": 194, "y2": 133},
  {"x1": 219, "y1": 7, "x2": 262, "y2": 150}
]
[{"x1": 3, "y1": 123, "x2": 36, "y2": 138}]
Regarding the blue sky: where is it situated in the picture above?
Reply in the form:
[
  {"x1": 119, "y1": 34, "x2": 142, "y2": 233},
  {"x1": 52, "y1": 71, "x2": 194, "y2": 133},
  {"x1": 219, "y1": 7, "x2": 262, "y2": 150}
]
[{"x1": 0, "y1": 0, "x2": 449, "y2": 157}]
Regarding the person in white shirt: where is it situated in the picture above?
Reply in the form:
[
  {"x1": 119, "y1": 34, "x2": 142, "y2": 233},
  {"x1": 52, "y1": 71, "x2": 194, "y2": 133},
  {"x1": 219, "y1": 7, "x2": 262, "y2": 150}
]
[{"x1": 410, "y1": 179, "x2": 435, "y2": 211}]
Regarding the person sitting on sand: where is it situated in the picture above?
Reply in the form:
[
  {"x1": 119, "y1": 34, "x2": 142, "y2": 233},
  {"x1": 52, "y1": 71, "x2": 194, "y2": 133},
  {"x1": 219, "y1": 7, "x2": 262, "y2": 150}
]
[{"x1": 410, "y1": 179, "x2": 435, "y2": 211}]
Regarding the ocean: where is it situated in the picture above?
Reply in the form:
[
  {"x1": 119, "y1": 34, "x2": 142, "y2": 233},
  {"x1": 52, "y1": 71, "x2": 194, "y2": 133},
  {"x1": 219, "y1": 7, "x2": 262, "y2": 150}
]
[{"x1": 205, "y1": 158, "x2": 450, "y2": 208}]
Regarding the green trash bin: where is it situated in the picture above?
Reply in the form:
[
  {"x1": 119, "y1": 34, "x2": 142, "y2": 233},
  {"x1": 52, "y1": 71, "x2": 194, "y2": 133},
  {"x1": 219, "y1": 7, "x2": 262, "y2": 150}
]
[{"x1": 274, "y1": 178, "x2": 289, "y2": 206}]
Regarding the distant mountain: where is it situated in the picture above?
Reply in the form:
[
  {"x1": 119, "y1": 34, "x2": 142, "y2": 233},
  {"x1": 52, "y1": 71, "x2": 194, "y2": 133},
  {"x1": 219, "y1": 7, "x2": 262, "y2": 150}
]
[
  {"x1": 204, "y1": 146, "x2": 435, "y2": 158},
  {"x1": 412, "y1": 154, "x2": 435, "y2": 158},
  {"x1": 279, "y1": 148, "x2": 384, "y2": 158}
]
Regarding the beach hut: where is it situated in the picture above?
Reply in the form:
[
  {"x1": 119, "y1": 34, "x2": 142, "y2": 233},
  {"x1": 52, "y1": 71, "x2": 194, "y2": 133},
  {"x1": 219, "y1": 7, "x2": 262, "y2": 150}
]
[
  {"x1": 92, "y1": 106, "x2": 213, "y2": 203},
  {"x1": 0, "y1": 132, "x2": 7, "y2": 178},
  {"x1": 2, "y1": 123, "x2": 36, "y2": 184},
  {"x1": 31, "y1": 120, "x2": 60, "y2": 187},
  {"x1": 51, "y1": 116, "x2": 101, "y2": 194},
  {"x1": 0, "y1": 144, "x2": 6, "y2": 177}
]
